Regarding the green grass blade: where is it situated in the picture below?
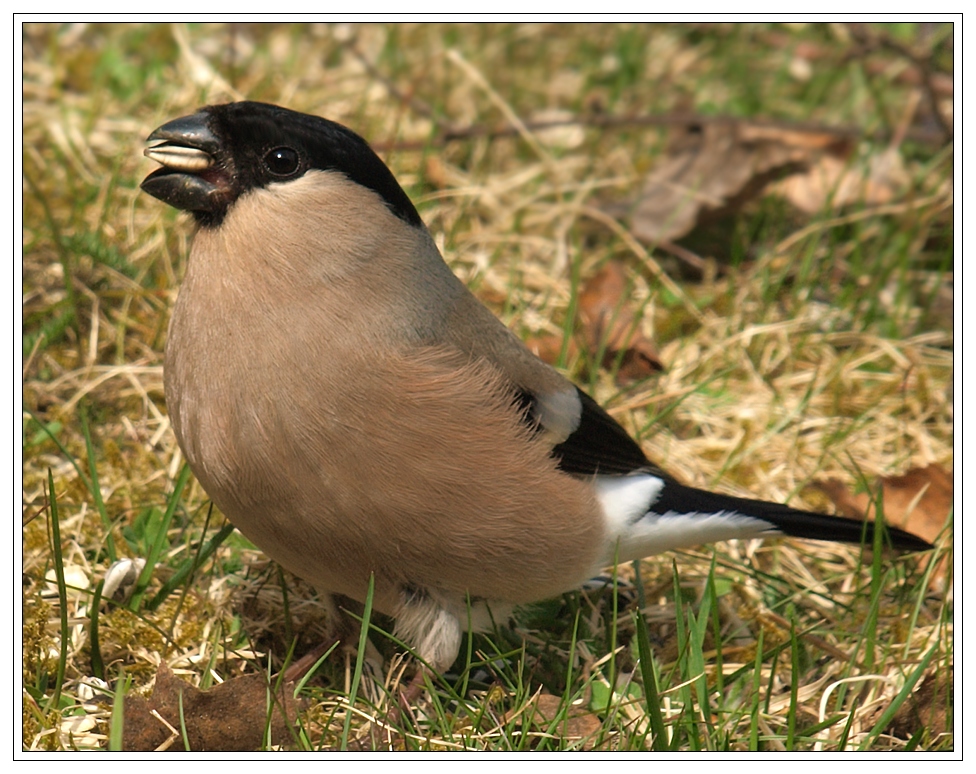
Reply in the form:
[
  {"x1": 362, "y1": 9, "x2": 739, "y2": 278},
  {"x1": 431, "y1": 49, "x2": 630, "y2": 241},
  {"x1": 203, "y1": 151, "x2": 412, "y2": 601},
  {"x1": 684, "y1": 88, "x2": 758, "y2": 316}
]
[
  {"x1": 633, "y1": 609, "x2": 668, "y2": 750},
  {"x1": 786, "y1": 620, "x2": 799, "y2": 750},
  {"x1": 341, "y1": 572, "x2": 376, "y2": 750},
  {"x1": 89, "y1": 579, "x2": 105, "y2": 682},
  {"x1": 128, "y1": 463, "x2": 191, "y2": 611},
  {"x1": 78, "y1": 403, "x2": 116, "y2": 561},
  {"x1": 108, "y1": 674, "x2": 132, "y2": 751},
  {"x1": 147, "y1": 520, "x2": 234, "y2": 612},
  {"x1": 748, "y1": 628, "x2": 764, "y2": 751},
  {"x1": 44, "y1": 470, "x2": 69, "y2": 715},
  {"x1": 857, "y1": 642, "x2": 940, "y2": 751}
]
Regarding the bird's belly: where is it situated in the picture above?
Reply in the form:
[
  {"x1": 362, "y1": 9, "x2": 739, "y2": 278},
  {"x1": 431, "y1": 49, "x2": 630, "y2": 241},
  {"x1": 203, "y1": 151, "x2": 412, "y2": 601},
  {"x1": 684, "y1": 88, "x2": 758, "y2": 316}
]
[{"x1": 164, "y1": 324, "x2": 608, "y2": 615}]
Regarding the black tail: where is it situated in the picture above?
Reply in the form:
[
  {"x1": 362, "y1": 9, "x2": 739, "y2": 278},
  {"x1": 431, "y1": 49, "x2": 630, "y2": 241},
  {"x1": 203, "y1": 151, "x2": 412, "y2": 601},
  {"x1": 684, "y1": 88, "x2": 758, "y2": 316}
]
[{"x1": 653, "y1": 480, "x2": 934, "y2": 552}]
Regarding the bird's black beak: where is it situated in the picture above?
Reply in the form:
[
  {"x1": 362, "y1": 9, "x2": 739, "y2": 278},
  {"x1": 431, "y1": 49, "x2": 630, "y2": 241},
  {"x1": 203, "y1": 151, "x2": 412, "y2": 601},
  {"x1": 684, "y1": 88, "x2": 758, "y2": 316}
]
[{"x1": 141, "y1": 112, "x2": 232, "y2": 216}]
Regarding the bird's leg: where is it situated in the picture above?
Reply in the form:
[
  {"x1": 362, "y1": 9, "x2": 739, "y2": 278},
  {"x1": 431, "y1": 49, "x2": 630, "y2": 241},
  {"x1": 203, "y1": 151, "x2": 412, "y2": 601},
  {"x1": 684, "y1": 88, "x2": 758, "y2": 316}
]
[
  {"x1": 279, "y1": 594, "x2": 361, "y2": 685},
  {"x1": 357, "y1": 662, "x2": 430, "y2": 750},
  {"x1": 398, "y1": 664, "x2": 430, "y2": 710},
  {"x1": 280, "y1": 633, "x2": 342, "y2": 684}
]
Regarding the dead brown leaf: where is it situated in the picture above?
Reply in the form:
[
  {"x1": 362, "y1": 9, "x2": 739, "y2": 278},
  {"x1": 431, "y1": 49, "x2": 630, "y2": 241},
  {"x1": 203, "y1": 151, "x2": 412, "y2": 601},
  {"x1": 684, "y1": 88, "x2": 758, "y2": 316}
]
[
  {"x1": 884, "y1": 667, "x2": 953, "y2": 744},
  {"x1": 611, "y1": 120, "x2": 838, "y2": 244},
  {"x1": 577, "y1": 261, "x2": 664, "y2": 380},
  {"x1": 422, "y1": 155, "x2": 451, "y2": 189},
  {"x1": 772, "y1": 147, "x2": 909, "y2": 213},
  {"x1": 505, "y1": 692, "x2": 603, "y2": 750},
  {"x1": 811, "y1": 464, "x2": 951, "y2": 589},
  {"x1": 523, "y1": 261, "x2": 663, "y2": 382},
  {"x1": 523, "y1": 332, "x2": 578, "y2": 368},
  {"x1": 813, "y1": 464, "x2": 951, "y2": 545},
  {"x1": 121, "y1": 662, "x2": 306, "y2": 752}
]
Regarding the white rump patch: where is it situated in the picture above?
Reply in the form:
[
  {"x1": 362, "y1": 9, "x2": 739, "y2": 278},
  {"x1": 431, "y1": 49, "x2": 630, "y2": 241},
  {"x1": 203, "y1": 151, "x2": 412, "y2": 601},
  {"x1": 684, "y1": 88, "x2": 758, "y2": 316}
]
[
  {"x1": 534, "y1": 387, "x2": 581, "y2": 444},
  {"x1": 595, "y1": 474, "x2": 779, "y2": 565}
]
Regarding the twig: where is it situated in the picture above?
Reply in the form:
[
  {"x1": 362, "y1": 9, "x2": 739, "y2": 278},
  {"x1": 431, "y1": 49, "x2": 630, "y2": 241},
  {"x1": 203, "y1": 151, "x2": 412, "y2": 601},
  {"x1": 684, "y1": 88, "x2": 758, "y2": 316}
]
[
  {"x1": 341, "y1": 35, "x2": 456, "y2": 134},
  {"x1": 846, "y1": 23, "x2": 953, "y2": 142},
  {"x1": 371, "y1": 110, "x2": 949, "y2": 154}
]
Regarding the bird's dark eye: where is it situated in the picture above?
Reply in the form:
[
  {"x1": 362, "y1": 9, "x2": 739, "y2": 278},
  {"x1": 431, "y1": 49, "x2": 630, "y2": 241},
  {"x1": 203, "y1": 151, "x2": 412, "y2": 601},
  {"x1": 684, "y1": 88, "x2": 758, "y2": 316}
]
[{"x1": 264, "y1": 146, "x2": 301, "y2": 177}]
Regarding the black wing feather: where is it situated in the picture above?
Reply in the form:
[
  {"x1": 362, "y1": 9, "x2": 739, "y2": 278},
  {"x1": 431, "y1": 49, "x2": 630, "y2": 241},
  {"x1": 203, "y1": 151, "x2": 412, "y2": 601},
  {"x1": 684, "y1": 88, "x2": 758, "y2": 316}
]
[{"x1": 516, "y1": 387, "x2": 655, "y2": 476}]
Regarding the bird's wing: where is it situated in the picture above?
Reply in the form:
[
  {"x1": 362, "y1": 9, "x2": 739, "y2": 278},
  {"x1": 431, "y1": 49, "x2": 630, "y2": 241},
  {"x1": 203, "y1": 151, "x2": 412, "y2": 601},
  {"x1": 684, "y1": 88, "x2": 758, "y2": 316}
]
[
  {"x1": 515, "y1": 386, "x2": 658, "y2": 476},
  {"x1": 439, "y1": 281, "x2": 660, "y2": 477}
]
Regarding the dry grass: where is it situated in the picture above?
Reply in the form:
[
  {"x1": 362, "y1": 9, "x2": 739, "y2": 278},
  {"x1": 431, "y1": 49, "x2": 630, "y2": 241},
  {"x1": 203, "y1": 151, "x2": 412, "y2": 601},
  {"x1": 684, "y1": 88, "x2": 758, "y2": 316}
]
[{"x1": 22, "y1": 22, "x2": 952, "y2": 752}]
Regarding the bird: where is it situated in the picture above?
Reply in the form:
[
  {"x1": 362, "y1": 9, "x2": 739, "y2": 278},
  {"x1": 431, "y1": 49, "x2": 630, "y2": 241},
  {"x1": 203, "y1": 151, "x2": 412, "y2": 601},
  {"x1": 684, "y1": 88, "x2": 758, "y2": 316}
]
[{"x1": 141, "y1": 101, "x2": 932, "y2": 676}]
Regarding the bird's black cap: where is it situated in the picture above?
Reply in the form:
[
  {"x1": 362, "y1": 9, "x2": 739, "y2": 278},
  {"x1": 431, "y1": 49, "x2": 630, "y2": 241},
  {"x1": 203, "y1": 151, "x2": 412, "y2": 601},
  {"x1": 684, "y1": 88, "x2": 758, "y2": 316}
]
[{"x1": 142, "y1": 101, "x2": 423, "y2": 229}]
